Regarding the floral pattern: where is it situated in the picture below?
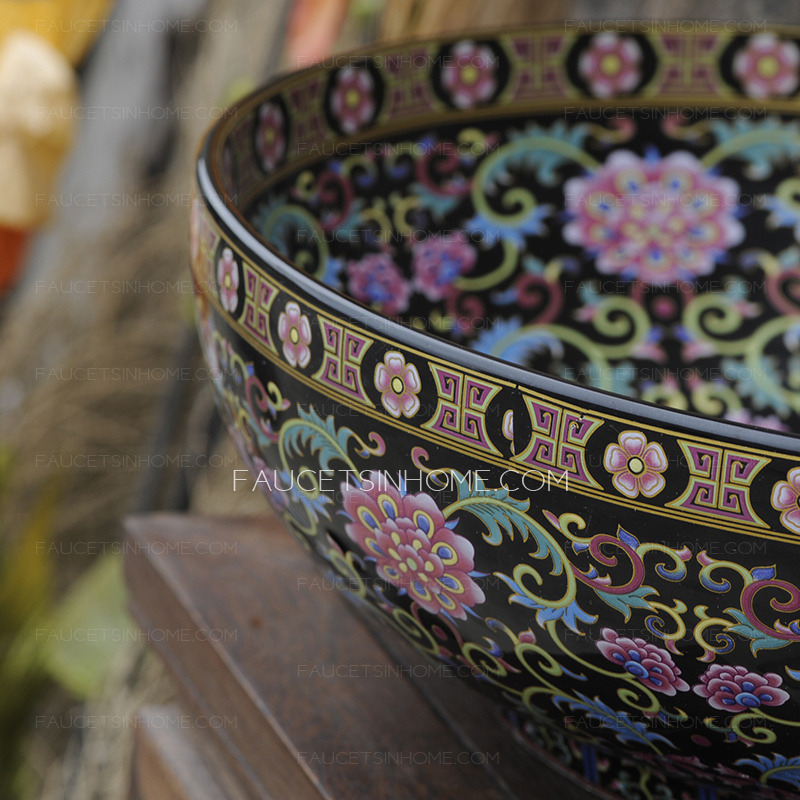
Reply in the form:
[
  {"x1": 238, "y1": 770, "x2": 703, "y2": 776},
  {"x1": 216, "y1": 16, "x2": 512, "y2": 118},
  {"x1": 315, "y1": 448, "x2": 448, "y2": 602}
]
[
  {"x1": 604, "y1": 431, "x2": 667, "y2": 499},
  {"x1": 597, "y1": 629, "x2": 688, "y2": 695},
  {"x1": 277, "y1": 301, "x2": 312, "y2": 368},
  {"x1": 341, "y1": 473, "x2": 485, "y2": 619},
  {"x1": 329, "y1": 66, "x2": 376, "y2": 134},
  {"x1": 411, "y1": 238, "x2": 476, "y2": 301},
  {"x1": 195, "y1": 24, "x2": 800, "y2": 800},
  {"x1": 441, "y1": 40, "x2": 498, "y2": 108},
  {"x1": 733, "y1": 34, "x2": 800, "y2": 99},
  {"x1": 374, "y1": 352, "x2": 421, "y2": 418},
  {"x1": 564, "y1": 151, "x2": 744, "y2": 284},
  {"x1": 256, "y1": 102, "x2": 286, "y2": 171},
  {"x1": 693, "y1": 665, "x2": 790, "y2": 712},
  {"x1": 771, "y1": 467, "x2": 800, "y2": 534},
  {"x1": 252, "y1": 109, "x2": 800, "y2": 433},
  {"x1": 579, "y1": 33, "x2": 642, "y2": 97},
  {"x1": 216, "y1": 247, "x2": 239, "y2": 312},
  {"x1": 346, "y1": 252, "x2": 410, "y2": 315},
  {"x1": 736, "y1": 754, "x2": 800, "y2": 790}
]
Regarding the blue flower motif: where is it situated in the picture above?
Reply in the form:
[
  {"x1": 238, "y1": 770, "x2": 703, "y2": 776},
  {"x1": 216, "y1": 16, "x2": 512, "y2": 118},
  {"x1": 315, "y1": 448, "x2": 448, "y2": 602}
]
[
  {"x1": 722, "y1": 355, "x2": 792, "y2": 416},
  {"x1": 272, "y1": 467, "x2": 332, "y2": 526},
  {"x1": 736, "y1": 754, "x2": 800, "y2": 790},
  {"x1": 496, "y1": 571, "x2": 596, "y2": 633},
  {"x1": 766, "y1": 194, "x2": 800, "y2": 240},
  {"x1": 465, "y1": 203, "x2": 552, "y2": 250},
  {"x1": 554, "y1": 693, "x2": 673, "y2": 750},
  {"x1": 471, "y1": 317, "x2": 564, "y2": 366},
  {"x1": 320, "y1": 256, "x2": 344, "y2": 290}
]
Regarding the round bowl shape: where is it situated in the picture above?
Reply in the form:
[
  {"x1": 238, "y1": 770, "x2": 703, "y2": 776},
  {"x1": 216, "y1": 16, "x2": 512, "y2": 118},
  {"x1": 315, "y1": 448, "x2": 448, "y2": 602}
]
[{"x1": 192, "y1": 23, "x2": 800, "y2": 800}]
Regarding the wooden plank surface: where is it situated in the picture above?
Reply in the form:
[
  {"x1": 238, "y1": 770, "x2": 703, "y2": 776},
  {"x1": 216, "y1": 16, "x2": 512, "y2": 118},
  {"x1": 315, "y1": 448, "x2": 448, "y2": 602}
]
[
  {"x1": 130, "y1": 705, "x2": 235, "y2": 800},
  {"x1": 124, "y1": 513, "x2": 598, "y2": 800}
]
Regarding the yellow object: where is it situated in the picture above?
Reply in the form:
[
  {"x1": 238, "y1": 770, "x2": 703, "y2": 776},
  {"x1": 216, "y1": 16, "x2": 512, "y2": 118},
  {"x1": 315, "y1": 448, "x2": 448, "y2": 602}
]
[
  {"x1": 0, "y1": 0, "x2": 110, "y2": 232},
  {"x1": 0, "y1": 31, "x2": 76, "y2": 228},
  {"x1": 0, "y1": 0, "x2": 112, "y2": 65}
]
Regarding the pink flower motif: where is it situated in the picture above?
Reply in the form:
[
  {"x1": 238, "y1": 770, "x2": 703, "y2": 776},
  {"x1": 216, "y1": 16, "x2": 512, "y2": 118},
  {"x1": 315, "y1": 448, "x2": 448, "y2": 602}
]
[
  {"x1": 277, "y1": 301, "x2": 312, "y2": 368},
  {"x1": 597, "y1": 629, "x2": 689, "y2": 695},
  {"x1": 411, "y1": 239, "x2": 476, "y2": 301},
  {"x1": 441, "y1": 40, "x2": 498, "y2": 108},
  {"x1": 693, "y1": 664, "x2": 790, "y2": 712},
  {"x1": 256, "y1": 101, "x2": 286, "y2": 171},
  {"x1": 772, "y1": 467, "x2": 800, "y2": 533},
  {"x1": 216, "y1": 247, "x2": 239, "y2": 312},
  {"x1": 374, "y1": 352, "x2": 421, "y2": 418},
  {"x1": 733, "y1": 34, "x2": 800, "y2": 98},
  {"x1": 579, "y1": 33, "x2": 642, "y2": 97},
  {"x1": 564, "y1": 151, "x2": 744, "y2": 284},
  {"x1": 330, "y1": 66, "x2": 376, "y2": 134},
  {"x1": 604, "y1": 430, "x2": 667, "y2": 499},
  {"x1": 342, "y1": 472, "x2": 485, "y2": 619},
  {"x1": 346, "y1": 253, "x2": 411, "y2": 315}
]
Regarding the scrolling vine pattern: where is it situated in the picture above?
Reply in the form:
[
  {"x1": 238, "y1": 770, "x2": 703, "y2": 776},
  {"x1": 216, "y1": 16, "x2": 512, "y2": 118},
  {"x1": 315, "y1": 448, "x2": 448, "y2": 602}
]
[
  {"x1": 251, "y1": 109, "x2": 800, "y2": 436},
  {"x1": 203, "y1": 353, "x2": 800, "y2": 798},
  {"x1": 194, "y1": 24, "x2": 800, "y2": 800}
]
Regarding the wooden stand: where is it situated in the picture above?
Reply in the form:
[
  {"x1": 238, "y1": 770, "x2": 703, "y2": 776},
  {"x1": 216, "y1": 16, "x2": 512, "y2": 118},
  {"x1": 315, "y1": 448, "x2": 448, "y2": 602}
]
[{"x1": 124, "y1": 514, "x2": 598, "y2": 800}]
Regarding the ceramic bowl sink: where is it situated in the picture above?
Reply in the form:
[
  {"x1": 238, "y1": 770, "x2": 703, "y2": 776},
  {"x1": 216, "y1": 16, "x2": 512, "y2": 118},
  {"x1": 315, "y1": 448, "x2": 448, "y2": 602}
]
[{"x1": 191, "y1": 23, "x2": 800, "y2": 799}]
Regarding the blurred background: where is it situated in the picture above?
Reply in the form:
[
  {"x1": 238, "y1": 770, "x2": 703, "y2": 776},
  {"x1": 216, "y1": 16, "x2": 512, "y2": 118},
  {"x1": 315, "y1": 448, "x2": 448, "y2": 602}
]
[{"x1": 0, "y1": 0, "x2": 786, "y2": 798}]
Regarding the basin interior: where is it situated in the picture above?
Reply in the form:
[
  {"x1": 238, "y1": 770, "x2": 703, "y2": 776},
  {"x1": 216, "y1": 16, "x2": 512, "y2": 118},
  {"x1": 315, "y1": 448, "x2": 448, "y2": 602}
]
[{"x1": 237, "y1": 109, "x2": 800, "y2": 434}]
